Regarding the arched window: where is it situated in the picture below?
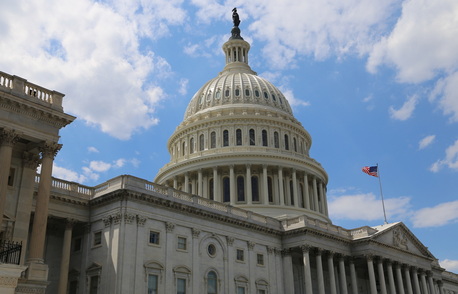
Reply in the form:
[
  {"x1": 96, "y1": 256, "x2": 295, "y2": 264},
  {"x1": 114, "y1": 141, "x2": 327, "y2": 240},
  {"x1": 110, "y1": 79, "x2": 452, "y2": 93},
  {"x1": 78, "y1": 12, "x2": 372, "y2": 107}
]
[
  {"x1": 289, "y1": 180, "x2": 294, "y2": 206},
  {"x1": 251, "y1": 176, "x2": 259, "y2": 202},
  {"x1": 249, "y1": 129, "x2": 255, "y2": 146},
  {"x1": 284, "y1": 134, "x2": 289, "y2": 150},
  {"x1": 236, "y1": 129, "x2": 242, "y2": 146},
  {"x1": 207, "y1": 271, "x2": 218, "y2": 294},
  {"x1": 262, "y1": 130, "x2": 268, "y2": 147},
  {"x1": 211, "y1": 132, "x2": 216, "y2": 149},
  {"x1": 182, "y1": 142, "x2": 186, "y2": 156},
  {"x1": 223, "y1": 130, "x2": 229, "y2": 147},
  {"x1": 190, "y1": 138, "x2": 195, "y2": 153},
  {"x1": 237, "y1": 176, "x2": 245, "y2": 202},
  {"x1": 268, "y1": 177, "x2": 273, "y2": 203},
  {"x1": 200, "y1": 134, "x2": 205, "y2": 151},
  {"x1": 299, "y1": 183, "x2": 305, "y2": 208},
  {"x1": 209, "y1": 179, "x2": 214, "y2": 200},
  {"x1": 293, "y1": 137, "x2": 297, "y2": 152},
  {"x1": 274, "y1": 132, "x2": 279, "y2": 148},
  {"x1": 223, "y1": 177, "x2": 230, "y2": 202},
  {"x1": 235, "y1": 88, "x2": 240, "y2": 96}
]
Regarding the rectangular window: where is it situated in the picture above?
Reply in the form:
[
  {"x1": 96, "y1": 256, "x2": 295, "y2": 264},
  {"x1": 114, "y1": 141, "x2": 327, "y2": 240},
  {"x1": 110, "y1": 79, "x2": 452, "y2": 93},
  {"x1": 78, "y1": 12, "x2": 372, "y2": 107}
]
[
  {"x1": 73, "y1": 237, "x2": 82, "y2": 252},
  {"x1": 148, "y1": 275, "x2": 158, "y2": 294},
  {"x1": 237, "y1": 286, "x2": 245, "y2": 294},
  {"x1": 177, "y1": 278, "x2": 186, "y2": 294},
  {"x1": 69, "y1": 280, "x2": 78, "y2": 294},
  {"x1": 93, "y1": 231, "x2": 102, "y2": 247},
  {"x1": 177, "y1": 237, "x2": 187, "y2": 251},
  {"x1": 236, "y1": 249, "x2": 244, "y2": 262},
  {"x1": 149, "y1": 231, "x2": 160, "y2": 245},
  {"x1": 257, "y1": 253, "x2": 264, "y2": 266},
  {"x1": 89, "y1": 276, "x2": 99, "y2": 294},
  {"x1": 257, "y1": 290, "x2": 266, "y2": 294}
]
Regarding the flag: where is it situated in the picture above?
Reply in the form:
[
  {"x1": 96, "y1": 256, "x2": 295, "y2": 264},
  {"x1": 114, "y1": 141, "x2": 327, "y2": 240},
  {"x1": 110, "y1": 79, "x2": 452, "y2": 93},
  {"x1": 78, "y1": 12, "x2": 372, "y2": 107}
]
[{"x1": 362, "y1": 166, "x2": 378, "y2": 177}]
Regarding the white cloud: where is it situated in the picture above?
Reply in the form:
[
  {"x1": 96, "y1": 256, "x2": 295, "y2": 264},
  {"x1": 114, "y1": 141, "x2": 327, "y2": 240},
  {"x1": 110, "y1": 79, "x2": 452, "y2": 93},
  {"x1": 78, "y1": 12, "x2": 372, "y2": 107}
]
[
  {"x1": 411, "y1": 200, "x2": 458, "y2": 228},
  {"x1": 89, "y1": 161, "x2": 112, "y2": 173},
  {"x1": 328, "y1": 192, "x2": 411, "y2": 221},
  {"x1": 430, "y1": 72, "x2": 458, "y2": 123},
  {"x1": 429, "y1": 140, "x2": 458, "y2": 172},
  {"x1": 0, "y1": 0, "x2": 186, "y2": 140},
  {"x1": 418, "y1": 135, "x2": 435, "y2": 150},
  {"x1": 178, "y1": 78, "x2": 189, "y2": 96},
  {"x1": 88, "y1": 146, "x2": 99, "y2": 153},
  {"x1": 52, "y1": 164, "x2": 87, "y2": 183},
  {"x1": 440, "y1": 259, "x2": 458, "y2": 273},
  {"x1": 389, "y1": 94, "x2": 419, "y2": 121}
]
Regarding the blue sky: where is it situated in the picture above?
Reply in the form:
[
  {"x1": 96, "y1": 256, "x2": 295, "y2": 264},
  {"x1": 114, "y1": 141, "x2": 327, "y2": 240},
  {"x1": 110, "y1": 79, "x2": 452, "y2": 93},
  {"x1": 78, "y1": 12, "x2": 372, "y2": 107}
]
[{"x1": 1, "y1": 0, "x2": 457, "y2": 272}]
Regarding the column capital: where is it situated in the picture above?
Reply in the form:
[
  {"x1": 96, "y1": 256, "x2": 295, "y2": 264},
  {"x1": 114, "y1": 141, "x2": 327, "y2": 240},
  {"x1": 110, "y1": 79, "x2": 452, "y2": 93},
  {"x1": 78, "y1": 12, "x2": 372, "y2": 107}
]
[
  {"x1": 315, "y1": 248, "x2": 324, "y2": 256},
  {"x1": 0, "y1": 128, "x2": 20, "y2": 147},
  {"x1": 226, "y1": 236, "x2": 234, "y2": 246},
  {"x1": 22, "y1": 151, "x2": 40, "y2": 170},
  {"x1": 40, "y1": 141, "x2": 62, "y2": 159},
  {"x1": 165, "y1": 222, "x2": 175, "y2": 232},
  {"x1": 64, "y1": 218, "x2": 78, "y2": 229},
  {"x1": 327, "y1": 250, "x2": 336, "y2": 258},
  {"x1": 247, "y1": 241, "x2": 255, "y2": 251},
  {"x1": 301, "y1": 245, "x2": 311, "y2": 253},
  {"x1": 365, "y1": 253, "x2": 375, "y2": 261},
  {"x1": 281, "y1": 248, "x2": 292, "y2": 257},
  {"x1": 191, "y1": 228, "x2": 201, "y2": 239}
]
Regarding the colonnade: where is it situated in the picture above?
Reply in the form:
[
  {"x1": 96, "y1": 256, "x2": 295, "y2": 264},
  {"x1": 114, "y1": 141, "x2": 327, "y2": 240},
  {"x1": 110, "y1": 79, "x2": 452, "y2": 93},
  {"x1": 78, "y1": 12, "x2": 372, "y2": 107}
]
[
  {"x1": 284, "y1": 245, "x2": 443, "y2": 294},
  {"x1": 169, "y1": 164, "x2": 328, "y2": 216}
]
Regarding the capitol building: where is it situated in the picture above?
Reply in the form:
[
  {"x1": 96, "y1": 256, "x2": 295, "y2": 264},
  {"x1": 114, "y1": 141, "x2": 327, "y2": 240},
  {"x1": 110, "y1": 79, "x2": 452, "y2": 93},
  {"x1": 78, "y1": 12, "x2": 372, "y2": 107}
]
[{"x1": 0, "y1": 14, "x2": 457, "y2": 294}]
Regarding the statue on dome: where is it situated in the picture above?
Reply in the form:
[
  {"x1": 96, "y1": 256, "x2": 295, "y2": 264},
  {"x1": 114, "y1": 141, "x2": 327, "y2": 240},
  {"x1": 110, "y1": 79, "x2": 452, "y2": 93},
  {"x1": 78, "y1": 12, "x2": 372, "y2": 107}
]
[{"x1": 232, "y1": 8, "x2": 240, "y2": 27}]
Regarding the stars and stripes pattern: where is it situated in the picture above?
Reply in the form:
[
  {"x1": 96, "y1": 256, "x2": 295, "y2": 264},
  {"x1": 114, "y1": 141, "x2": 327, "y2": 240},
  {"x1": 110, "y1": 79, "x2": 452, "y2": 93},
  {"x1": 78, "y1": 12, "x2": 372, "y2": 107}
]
[{"x1": 362, "y1": 166, "x2": 378, "y2": 177}]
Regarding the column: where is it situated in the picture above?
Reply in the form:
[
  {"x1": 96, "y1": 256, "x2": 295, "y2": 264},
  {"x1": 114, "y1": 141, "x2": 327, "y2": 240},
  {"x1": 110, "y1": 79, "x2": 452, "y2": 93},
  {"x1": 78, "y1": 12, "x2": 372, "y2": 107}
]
[
  {"x1": 420, "y1": 271, "x2": 429, "y2": 294},
  {"x1": 198, "y1": 169, "x2": 203, "y2": 196},
  {"x1": 319, "y1": 182, "x2": 325, "y2": 213},
  {"x1": 303, "y1": 174, "x2": 310, "y2": 209},
  {"x1": 262, "y1": 165, "x2": 269, "y2": 204},
  {"x1": 184, "y1": 173, "x2": 189, "y2": 193},
  {"x1": 338, "y1": 255, "x2": 348, "y2": 294},
  {"x1": 282, "y1": 249, "x2": 294, "y2": 294},
  {"x1": 292, "y1": 169, "x2": 299, "y2": 207},
  {"x1": 322, "y1": 184, "x2": 329, "y2": 216},
  {"x1": 427, "y1": 272, "x2": 435, "y2": 294},
  {"x1": 316, "y1": 249, "x2": 325, "y2": 294},
  {"x1": 312, "y1": 177, "x2": 319, "y2": 211},
  {"x1": 366, "y1": 255, "x2": 377, "y2": 294},
  {"x1": 173, "y1": 177, "x2": 177, "y2": 189},
  {"x1": 0, "y1": 129, "x2": 19, "y2": 225},
  {"x1": 386, "y1": 260, "x2": 397, "y2": 294},
  {"x1": 301, "y1": 246, "x2": 313, "y2": 294},
  {"x1": 230, "y1": 165, "x2": 235, "y2": 205},
  {"x1": 395, "y1": 263, "x2": 406, "y2": 294},
  {"x1": 327, "y1": 252, "x2": 337, "y2": 294},
  {"x1": 246, "y1": 164, "x2": 252, "y2": 205},
  {"x1": 404, "y1": 265, "x2": 413, "y2": 294},
  {"x1": 57, "y1": 220, "x2": 74, "y2": 294},
  {"x1": 278, "y1": 167, "x2": 285, "y2": 205},
  {"x1": 377, "y1": 258, "x2": 388, "y2": 294},
  {"x1": 213, "y1": 167, "x2": 219, "y2": 202},
  {"x1": 437, "y1": 280, "x2": 443, "y2": 294},
  {"x1": 349, "y1": 258, "x2": 358, "y2": 294},
  {"x1": 412, "y1": 267, "x2": 421, "y2": 294}
]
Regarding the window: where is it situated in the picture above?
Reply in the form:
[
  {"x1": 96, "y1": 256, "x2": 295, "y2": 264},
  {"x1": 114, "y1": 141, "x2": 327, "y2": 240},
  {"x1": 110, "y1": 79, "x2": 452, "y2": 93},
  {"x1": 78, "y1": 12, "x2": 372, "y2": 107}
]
[
  {"x1": 177, "y1": 278, "x2": 186, "y2": 294},
  {"x1": 293, "y1": 137, "x2": 297, "y2": 152},
  {"x1": 268, "y1": 177, "x2": 273, "y2": 203},
  {"x1": 182, "y1": 142, "x2": 186, "y2": 156},
  {"x1": 89, "y1": 275, "x2": 99, "y2": 294},
  {"x1": 209, "y1": 179, "x2": 214, "y2": 200},
  {"x1": 177, "y1": 237, "x2": 187, "y2": 251},
  {"x1": 251, "y1": 176, "x2": 259, "y2": 202},
  {"x1": 235, "y1": 88, "x2": 240, "y2": 96},
  {"x1": 284, "y1": 134, "x2": 289, "y2": 150},
  {"x1": 263, "y1": 91, "x2": 268, "y2": 99},
  {"x1": 208, "y1": 244, "x2": 216, "y2": 257},
  {"x1": 199, "y1": 134, "x2": 205, "y2": 151},
  {"x1": 245, "y1": 89, "x2": 250, "y2": 96},
  {"x1": 237, "y1": 287, "x2": 246, "y2": 294},
  {"x1": 274, "y1": 132, "x2": 279, "y2": 148},
  {"x1": 236, "y1": 129, "x2": 242, "y2": 145},
  {"x1": 262, "y1": 130, "x2": 268, "y2": 147},
  {"x1": 255, "y1": 89, "x2": 260, "y2": 97},
  {"x1": 236, "y1": 249, "x2": 244, "y2": 262},
  {"x1": 223, "y1": 177, "x2": 230, "y2": 202},
  {"x1": 73, "y1": 237, "x2": 82, "y2": 252},
  {"x1": 148, "y1": 275, "x2": 158, "y2": 294},
  {"x1": 149, "y1": 231, "x2": 160, "y2": 245},
  {"x1": 69, "y1": 280, "x2": 78, "y2": 294},
  {"x1": 207, "y1": 271, "x2": 217, "y2": 294},
  {"x1": 258, "y1": 291, "x2": 266, "y2": 294},
  {"x1": 237, "y1": 176, "x2": 245, "y2": 202},
  {"x1": 223, "y1": 130, "x2": 229, "y2": 147},
  {"x1": 210, "y1": 132, "x2": 216, "y2": 148},
  {"x1": 225, "y1": 89, "x2": 230, "y2": 97},
  {"x1": 249, "y1": 129, "x2": 255, "y2": 146},
  {"x1": 290, "y1": 180, "x2": 294, "y2": 206},
  {"x1": 190, "y1": 138, "x2": 194, "y2": 153},
  {"x1": 257, "y1": 253, "x2": 264, "y2": 266},
  {"x1": 93, "y1": 231, "x2": 102, "y2": 247},
  {"x1": 272, "y1": 94, "x2": 276, "y2": 101},
  {"x1": 215, "y1": 90, "x2": 221, "y2": 99},
  {"x1": 8, "y1": 168, "x2": 15, "y2": 186}
]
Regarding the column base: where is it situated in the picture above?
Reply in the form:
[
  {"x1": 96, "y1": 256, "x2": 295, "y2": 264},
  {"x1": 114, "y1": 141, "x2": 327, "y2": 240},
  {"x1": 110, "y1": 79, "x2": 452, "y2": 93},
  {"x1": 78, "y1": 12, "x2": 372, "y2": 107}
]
[
  {"x1": 24, "y1": 259, "x2": 48, "y2": 281},
  {"x1": 0, "y1": 263, "x2": 28, "y2": 294}
]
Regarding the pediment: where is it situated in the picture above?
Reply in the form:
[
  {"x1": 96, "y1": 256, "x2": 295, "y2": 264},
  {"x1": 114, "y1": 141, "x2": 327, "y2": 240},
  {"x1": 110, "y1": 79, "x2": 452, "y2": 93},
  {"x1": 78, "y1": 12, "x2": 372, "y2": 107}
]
[{"x1": 370, "y1": 222, "x2": 434, "y2": 259}]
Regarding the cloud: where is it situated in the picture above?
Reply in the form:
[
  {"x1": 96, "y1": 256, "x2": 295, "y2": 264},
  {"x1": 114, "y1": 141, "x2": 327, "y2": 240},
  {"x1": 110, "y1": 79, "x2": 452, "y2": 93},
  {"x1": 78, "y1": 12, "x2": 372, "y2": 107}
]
[
  {"x1": 440, "y1": 259, "x2": 458, "y2": 273},
  {"x1": 418, "y1": 135, "x2": 435, "y2": 150},
  {"x1": 88, "y1": 146, "x2": 99, "y2": 153},
  {"x1": 0, "y1": 0, "x2": 185, "y2": 140},
  {"x1": 178, "y1": 78, "x2": 189, "y2": 96},
  {"x1": 389, "y1": 94, "x2": 419, "y2": 121},
  {"x1": 52, "y1": 164, "x2": 88, "y2": 183},
  {"x1": 430, "y1": 71, "x2": 458, "y2": 123},
  {"x1": 328, "y1": 192, "x2": 411, "y2": 221},
  {"x1": 411, "y1": 200, "x2": 458, "y2": 228},
  {"x1": 429, "y1": 140, "x2": 458, "y2": 172}
]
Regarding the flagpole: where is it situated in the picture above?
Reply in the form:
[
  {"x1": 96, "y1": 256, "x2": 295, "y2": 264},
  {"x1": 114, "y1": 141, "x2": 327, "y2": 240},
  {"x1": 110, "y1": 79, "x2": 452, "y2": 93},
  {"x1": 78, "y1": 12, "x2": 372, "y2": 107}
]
[{"x1": 377, "y1": 163, "x2": 388, "y2": 224}]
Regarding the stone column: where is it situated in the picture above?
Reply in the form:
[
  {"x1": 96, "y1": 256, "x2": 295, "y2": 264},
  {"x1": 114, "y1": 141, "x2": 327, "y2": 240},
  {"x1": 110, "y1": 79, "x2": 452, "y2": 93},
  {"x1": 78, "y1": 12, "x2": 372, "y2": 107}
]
[
  {"x1": 366, "y1": 255, "x2": 377, "y2": 294},
  {"x1": 319, "y1": 182, "x2": 325, "y2": 213},
  {"x1": 420, "y1": 271, "x2": 429, "y2": 294},
  {"x1": 427, "y1": 272, "x2": 435, "y2": 294},
  {"x1": 386, "y1": 260, "x2": 397, "y2": 294},
  {"x1": 338, "y1": 255, "x2": 348, "y2": 294},
  {"x1": 377, "y1": 258, "x2": 388, "y2": 294},
  {"x1": 292, "y1": 169, "x2": 298, "y2": 207},
  {"x1": 303, "y1": 174, "x2": 310, "y2": 209},
  {"x1": 301, "y1": 246, "x2": 313, "y2": 294},
  {"x1": 412, "y1": 267, "x2": 421, "y2": 294},
  {"x1": 57, "y1": 220, "x2": 75, "y2": 294},
  {"x1": 0, "y1": 129, "x2": 19, "y2": 225},
  {"x1": 262, "y1": 165, "x2": 269, "y2": 204},
  {"x1": 322, "y1": 184, "x2": 329, "y2": 216},
  {"x1": 278, "y1": 167, "x2": 284, "y2": 205},
  {"x1": 184, "y1": 173, "x2": 189, "y2": 193},
  {"x1": 27, "y1": 141, "x2": 61, "y2": 280},
  {"x1": 316, "y1": 249, "x2": 325, "y2": 294},
  {"x1": 246, "y1": 164, "x2": 252, "y2": 204},
  {"x1": 213, "y1": 167, "x2": 219, "y2": 202},
  {"x1": 327, "y1": 252, "x2": 337, "y2": 294},
  {"x1": 349, "y1": 258, "x2": 358, "y2": 294},
  {"x1": 282, "y1": 249, "x2": 294, "y2": 294},
  {"x1": 437, "y1": 280, "x2": 443, "y2": 294},
  {"x1": 312, "y1": 177, "x2": 319, "y2": 211},
  {"x1": 229, "y1": 165, "x2": 235, "y2": 205},
  {"x1": 197, "y1": 169, "x2": 203, "y2": 196},
  {"x1": 403, "y1": 265, "x2": 413, "y2": 294},
  {"x1": 395, "y1": 263, "x2": 406, "y2": 294},
  {"x1": 173, "y1": 177, "x2": 177, "y2": 189}
]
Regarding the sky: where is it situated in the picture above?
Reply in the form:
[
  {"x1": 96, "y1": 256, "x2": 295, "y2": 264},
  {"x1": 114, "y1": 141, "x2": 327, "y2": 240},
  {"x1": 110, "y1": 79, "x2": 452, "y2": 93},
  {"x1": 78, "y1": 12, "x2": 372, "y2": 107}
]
[{"x1": 1, "y1": 0, "x2": 458, "y2": 273}]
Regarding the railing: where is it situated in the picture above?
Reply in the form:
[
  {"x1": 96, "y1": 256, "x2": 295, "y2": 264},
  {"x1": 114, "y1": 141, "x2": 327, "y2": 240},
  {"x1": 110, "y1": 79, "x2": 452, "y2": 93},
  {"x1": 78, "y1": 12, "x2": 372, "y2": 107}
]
[{"x1": 0, "y1": 240, "x2": 22, "y2": 265}]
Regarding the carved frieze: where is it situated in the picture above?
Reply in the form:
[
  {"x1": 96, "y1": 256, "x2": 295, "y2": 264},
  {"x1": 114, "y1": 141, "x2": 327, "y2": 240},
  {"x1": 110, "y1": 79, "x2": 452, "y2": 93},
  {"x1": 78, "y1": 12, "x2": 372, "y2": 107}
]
[
  {"x1": 136, "y1": 215, "x2": 147, "y2": 226},
  {"x1": 393, "y1": 228, "x2": 408, "y2": 250}
]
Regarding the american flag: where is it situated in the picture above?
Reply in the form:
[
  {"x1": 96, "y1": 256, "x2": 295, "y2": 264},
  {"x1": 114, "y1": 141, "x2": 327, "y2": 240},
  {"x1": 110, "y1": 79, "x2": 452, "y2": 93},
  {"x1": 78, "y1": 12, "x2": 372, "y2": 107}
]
[{"x1": 362, "y1": 166, "x2": 378, "y2": 177}]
